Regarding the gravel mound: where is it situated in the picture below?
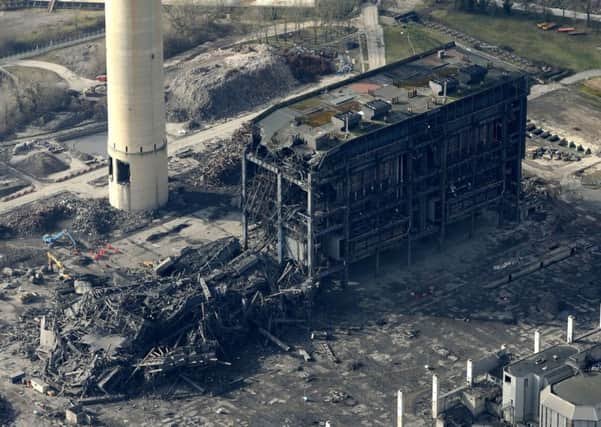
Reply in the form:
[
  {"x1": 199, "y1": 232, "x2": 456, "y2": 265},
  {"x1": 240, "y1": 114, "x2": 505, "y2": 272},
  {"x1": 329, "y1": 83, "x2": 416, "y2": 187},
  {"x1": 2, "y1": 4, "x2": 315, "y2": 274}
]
[
  {"x1": 12, "y1": 151, "x2": 69, "y2": 178},
  {"x1": 166, "y1": 44, "x2": 299, "y2": 123},
  {"x1": 0, "y1": 196, "x2": 156, "y2": 242},
  {"x1": 40, "y1": 40, "x2": 107, "y2": 79}
]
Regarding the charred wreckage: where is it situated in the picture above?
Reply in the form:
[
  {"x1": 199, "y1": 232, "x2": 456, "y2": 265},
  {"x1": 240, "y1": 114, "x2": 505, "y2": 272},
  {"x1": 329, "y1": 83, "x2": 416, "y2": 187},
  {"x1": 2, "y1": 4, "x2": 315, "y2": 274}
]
[
  {"x1": 15, "y1": 43, "x2": 528, "y2": 403},
  {"x1": 30, "y1": 237, "x2": 313, "y2": 399},
  {"x1": 242, "y1": 42, "x2": 528, "y2": 283}
]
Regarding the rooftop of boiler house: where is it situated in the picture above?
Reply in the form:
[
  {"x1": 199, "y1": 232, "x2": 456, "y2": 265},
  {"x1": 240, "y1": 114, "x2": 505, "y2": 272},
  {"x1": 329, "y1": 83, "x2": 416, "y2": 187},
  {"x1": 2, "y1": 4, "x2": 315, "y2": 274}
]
[
  {"x1": 506, "y1": 328, "x2": 601, "y2": 379},
  {"x1": 254, "y1": 42, "x2": 523, "y2": 158}
]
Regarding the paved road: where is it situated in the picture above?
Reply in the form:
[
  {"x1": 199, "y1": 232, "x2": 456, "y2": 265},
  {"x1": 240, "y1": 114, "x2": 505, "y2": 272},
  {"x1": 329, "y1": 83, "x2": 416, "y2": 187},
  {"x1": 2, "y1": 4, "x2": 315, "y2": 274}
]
[
  {"x1": 529, "y1": 68, "x2": 601, "y2": 100},
  {"x1": 493, "y1": 0, "x2": 601, "y2": 23},
  {"x1": 7, "y1": 59, "x2": 96, "y2": 92},
  {"x1": 560, "y1": 69, "x2": 601, "y2": 85},
  {"x1": 361, "y1": 4, "x2": 386, "y2": 70},
  {"x1": 0, "y1": 74, "x2": 346, "y2": 215},
  {"x1": 0, "y1": 119, "x2": 244, "y2": 215}
]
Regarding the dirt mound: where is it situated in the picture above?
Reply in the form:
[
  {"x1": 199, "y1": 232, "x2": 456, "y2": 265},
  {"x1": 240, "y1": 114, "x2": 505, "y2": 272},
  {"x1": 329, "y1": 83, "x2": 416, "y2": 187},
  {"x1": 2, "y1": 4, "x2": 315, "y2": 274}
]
[
  {"x1": 12, "y1": 151, "x2": 69, "y2": 178},
  {"x1": 584, "y1": 77, "x2": 601, "y2": 97},
  {"x1": 69, "y1": 198, "x2": 155, "y2": 238},
  {"x1": 585, "y1": 77, "x2": 601, "y2": 91},
  {"x1": 166, "y1": 44, "x2": 299, "y2": 123},
  {"x1": 39, "y1": 40, "x2": 107, "y2": 80},
  {"x1": 0, "y1": 196, "x2": 157, "y2": 242}
]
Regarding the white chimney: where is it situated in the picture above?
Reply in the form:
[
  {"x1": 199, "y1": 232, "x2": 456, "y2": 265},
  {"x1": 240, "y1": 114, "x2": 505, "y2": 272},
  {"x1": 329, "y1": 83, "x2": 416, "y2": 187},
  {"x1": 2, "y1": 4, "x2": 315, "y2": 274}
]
[
  {"x1": 397, "y1": 390, "x2": 404, "y2": 427},
  {"x1": 534, "y1": 329, "x2": 541, "y2": 353},
  {"x1": 432, "y1": 374, "x2": 439, "y2": 419},
  {"x1": 567, "y1": 315, "x2": 575, "y2": 344},
  {"x1": 106, "y1": 0, "x2": 169, "y2": 211},
  {"x1": 466, "y1": 359, "x2": 473, "y2": 386}
]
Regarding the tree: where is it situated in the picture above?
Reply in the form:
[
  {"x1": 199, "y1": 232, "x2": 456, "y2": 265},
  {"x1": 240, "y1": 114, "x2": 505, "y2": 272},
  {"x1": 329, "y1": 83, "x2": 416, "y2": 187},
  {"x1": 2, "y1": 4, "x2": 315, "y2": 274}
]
[
  {"x1": 584, "y1": 0, "x2": 592, "y2": 27},
  {"x1": 476, "y1": 0, "x2": 490, "y2": 13}
]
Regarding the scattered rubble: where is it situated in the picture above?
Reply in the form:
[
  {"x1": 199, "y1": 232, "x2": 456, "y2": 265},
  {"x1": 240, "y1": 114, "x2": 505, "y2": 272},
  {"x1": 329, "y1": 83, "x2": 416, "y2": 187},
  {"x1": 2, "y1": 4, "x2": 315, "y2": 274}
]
[
  {"x1": 166, "y1": 44, "x2": 299, "y2": 123},
  {"x1": 183, "y1": 123, "x2": 252, "y2": 188},
  {"x1": 282, "y1": 47, "x2": 336, "y2": 82},
  {"x1": 0, "y1": 195, "x2": 156, "y2": 241},
  {"x1": 7, "y1": 237, "x2": 312, "y2": 399},
  {"x1": 11, "y1": 151, "x2": 69, "y2": 178}
]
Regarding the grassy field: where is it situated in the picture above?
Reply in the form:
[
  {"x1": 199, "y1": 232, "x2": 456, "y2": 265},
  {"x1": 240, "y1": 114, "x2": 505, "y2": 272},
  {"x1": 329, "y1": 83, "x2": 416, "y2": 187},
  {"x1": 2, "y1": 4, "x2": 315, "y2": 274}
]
[
  {"x1": 430, "y1": 8, "x2": 601, "y2": 71},
  {"x1": 0, "y1": 9, "x2": 104, "y2": 57},
  {"x1": 383, "y1": 23, "x2": 450, "y2": 63}
]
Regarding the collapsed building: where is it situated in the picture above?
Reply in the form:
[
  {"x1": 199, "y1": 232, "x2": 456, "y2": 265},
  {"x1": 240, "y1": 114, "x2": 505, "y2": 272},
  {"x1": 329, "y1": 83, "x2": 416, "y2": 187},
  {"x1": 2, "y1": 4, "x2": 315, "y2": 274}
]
[
  {"x1": 30, "y1": 237, "x2": 312, "y2": 398},
  {"x1": 242, "y1": 42, "x2": 528, "y2": 283}
]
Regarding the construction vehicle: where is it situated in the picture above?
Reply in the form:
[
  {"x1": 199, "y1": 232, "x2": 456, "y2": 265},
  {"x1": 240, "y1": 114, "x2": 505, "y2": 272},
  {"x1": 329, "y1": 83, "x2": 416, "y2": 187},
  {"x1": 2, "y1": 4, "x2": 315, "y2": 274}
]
[
  {"x1": 142, "y1": 261, "x2": 155, "y2": 269},
  {"x1": 537, "y1": 22, "x2": 557, "y2": 31},
  {"x1": 90, "y1": 243, "x2": 120, "y2": 261},
  {"x1": 47, "y1": 252, "x2": 72, "y2": 281},
  {"x1": 42, "y1": 230, "x2": 77, "y2": 249}
]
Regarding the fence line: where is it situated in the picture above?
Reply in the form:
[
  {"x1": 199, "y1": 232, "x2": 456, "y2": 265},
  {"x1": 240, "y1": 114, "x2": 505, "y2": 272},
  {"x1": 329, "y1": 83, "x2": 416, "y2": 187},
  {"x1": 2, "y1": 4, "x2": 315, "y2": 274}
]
[{"x1": 0, "y1": 29, "x2": 105, "y2": 65}]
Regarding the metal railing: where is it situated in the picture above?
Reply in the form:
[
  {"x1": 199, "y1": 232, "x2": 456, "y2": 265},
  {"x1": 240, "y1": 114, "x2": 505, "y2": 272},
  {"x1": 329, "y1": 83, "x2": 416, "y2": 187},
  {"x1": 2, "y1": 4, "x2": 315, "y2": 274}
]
[{"x1": 0, "y1": 29, "x2": 105, "y2": 65}]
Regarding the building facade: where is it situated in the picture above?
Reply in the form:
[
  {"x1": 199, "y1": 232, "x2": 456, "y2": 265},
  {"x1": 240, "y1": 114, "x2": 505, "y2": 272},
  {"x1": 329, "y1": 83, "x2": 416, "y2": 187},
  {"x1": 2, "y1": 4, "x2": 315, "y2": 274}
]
[
  {"x1": 540, "y1": 374, "x2": 601, "y2": 427},
  {"x1": 242, "y1": 43, "x2": 528, "y2": 282}
]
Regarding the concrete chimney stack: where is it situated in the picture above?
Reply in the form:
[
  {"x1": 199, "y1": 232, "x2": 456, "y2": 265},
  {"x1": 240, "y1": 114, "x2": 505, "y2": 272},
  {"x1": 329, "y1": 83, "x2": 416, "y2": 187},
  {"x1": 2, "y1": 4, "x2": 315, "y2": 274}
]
[
  {"x1": 567, "y1": 315, "x2": 575, "y2": 344},
  {"x1": 432, "y1": 374, "x2": 439, "y2": 419},
  {"x1": 397, "y1": 390, "x2": 404, "y2": 427},
  {"x1": 534, "y1": 329, "x2": 541, "y2": 353},
  {"x1": 466, "y1": 359, "x2": 473, "y2": 386},
  {"x1": 105, "y1": 0, "x2": 168, "y2": 211}
]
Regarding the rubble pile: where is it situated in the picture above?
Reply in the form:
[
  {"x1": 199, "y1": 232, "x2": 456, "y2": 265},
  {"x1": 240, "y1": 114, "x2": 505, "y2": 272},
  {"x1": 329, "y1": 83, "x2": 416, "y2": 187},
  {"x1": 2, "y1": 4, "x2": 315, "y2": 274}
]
[
  {"x1": 0, "y1": 200, "x2": 70, "y2": 236},
  {"x1": 178, "y1": 124, "x2": 252, "y2": 189},
  {"x1": 0, "y1": 196, "x2": 156, "y2": 241},
  {"x1": 166, "y1": 44, "x2": 299, "y2": 123},
  {"x1": 17, "y1": 238, "x2": 312, "y2": 398},
  {"x1": 199, "y1": 124, "x2": 252, "y2": 187},
  {"x1": 68, "y1": 198, "x2": 156, "y2": 238},
  {"x1": 168, "y1": 236, "x2": 242, "y2": 276},
  {"x1": 11, "y1": 151, "x2": 69, "y2": 178},
  {"x1": 282, "y1": 47, "x2": 336, "y2": 82}
]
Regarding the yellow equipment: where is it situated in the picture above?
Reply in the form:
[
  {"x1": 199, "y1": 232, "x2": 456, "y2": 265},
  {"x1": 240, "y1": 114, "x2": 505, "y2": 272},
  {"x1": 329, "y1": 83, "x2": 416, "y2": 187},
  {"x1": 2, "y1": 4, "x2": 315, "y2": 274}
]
[
  {"x1": 47, "y1": 252, "x2": 71, "y2": 281},
  {"x1": 47, "y1": 252, "x2": 64, "y2": 270}
]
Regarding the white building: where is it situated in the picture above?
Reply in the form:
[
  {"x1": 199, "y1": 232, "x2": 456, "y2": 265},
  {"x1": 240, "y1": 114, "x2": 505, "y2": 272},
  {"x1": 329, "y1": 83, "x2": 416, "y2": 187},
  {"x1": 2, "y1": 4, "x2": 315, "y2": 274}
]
[
  {"x1": 540, "y1": 373, "x2": 601, "y2": 427},
  {"x1": 502, "y1": 346, "x2": 577, "y2": 424}
]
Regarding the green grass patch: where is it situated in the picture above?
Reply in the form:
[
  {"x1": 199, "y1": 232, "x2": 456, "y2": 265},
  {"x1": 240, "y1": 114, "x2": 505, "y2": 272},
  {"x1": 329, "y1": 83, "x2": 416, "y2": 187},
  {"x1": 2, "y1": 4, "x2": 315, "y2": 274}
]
[
  {"x1": 305, "y1": 110, "x2": 336, "y2": 127},
  {"x1": 430, "y1": 8, "x2": 601, "y2": 71},
  {"x1": 384, "y1": 23, "x2": 450, "y2": 63},
  {"x1": 579, "y1": 84, "x2": 601, "y2": 110},
  {"x1": 291, "y1": 97, "x2": 323, "y2": 111}
]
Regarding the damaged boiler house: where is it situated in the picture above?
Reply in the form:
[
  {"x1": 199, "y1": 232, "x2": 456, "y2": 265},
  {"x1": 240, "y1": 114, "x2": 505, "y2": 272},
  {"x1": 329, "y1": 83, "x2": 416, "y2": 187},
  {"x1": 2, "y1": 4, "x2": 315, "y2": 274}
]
[{"x1": 243, "y1": 42, "x2": 528, "y2": 282}]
